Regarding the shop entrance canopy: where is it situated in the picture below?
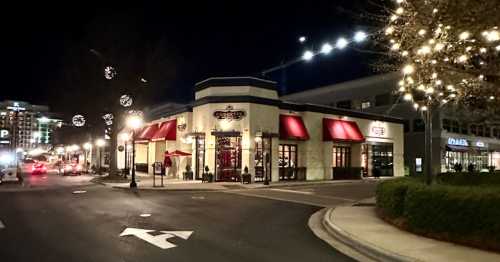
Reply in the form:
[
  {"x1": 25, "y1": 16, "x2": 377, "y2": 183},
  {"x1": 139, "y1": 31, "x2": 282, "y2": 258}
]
[
  {"x1": 165, "y1": 150, "x2": 191, "y2": 157},
  {"x1": 152, "y1": 119, "x2": 177, "y2": 141},
  {"x1": 323, "y1": 118, "x2": 365, "y2": 143},
  {"x1": 135, "y1": 124, "x2": 160, "y2": 142},
  {"x1": 279, "y1": 115, "x2": 310, "y2": 140}
]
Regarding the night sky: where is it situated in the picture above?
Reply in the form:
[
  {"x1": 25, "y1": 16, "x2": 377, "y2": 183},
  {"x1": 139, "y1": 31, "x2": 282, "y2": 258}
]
[{"x1": 1, "y1": 1, "x2": 383, "y2": 119}]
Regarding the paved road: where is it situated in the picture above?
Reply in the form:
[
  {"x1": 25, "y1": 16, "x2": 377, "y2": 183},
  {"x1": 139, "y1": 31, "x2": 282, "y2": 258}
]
[{"x1": 0, "y1": 174, "x2": 376, "y2": 261}]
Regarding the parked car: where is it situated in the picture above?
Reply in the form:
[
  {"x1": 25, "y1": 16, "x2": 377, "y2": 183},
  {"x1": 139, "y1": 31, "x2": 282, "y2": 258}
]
[
  {"x1": 0, "y1": 165, "x2": 23, "y2": 184},
  {"x1": 20, "y1": 158, "x2": 37, "y2": 174},
  {"x1": 63, "y1": 162, "x2": 83, "y2": 176}
]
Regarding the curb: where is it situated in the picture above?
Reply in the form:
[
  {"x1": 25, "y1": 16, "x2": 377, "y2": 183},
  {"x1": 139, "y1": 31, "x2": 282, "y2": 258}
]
[
  {"x1": 110, "y1": 185, "x2": 223, "y2": 192},
  {"x1": 321, "y1": 208, "x2": 416, "y2": 262}
]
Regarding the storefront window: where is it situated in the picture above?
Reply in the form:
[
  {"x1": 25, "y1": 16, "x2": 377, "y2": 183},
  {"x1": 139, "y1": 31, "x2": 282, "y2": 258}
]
[
  {"x1": 215, "y1": 136, "x2": 242, "y2": 181},
  {"x1": 279, "y1": 144, "x2": 297, "y2": 180},
  {"x1": 445, "y1": 150, "x2": 489, "y2": 172},
  {"x1": 278, "y1": 144, "x2": 297, "y2": 168},
  {"x1": 332, "y1": 145, "x2": 351, "y2": 168}
]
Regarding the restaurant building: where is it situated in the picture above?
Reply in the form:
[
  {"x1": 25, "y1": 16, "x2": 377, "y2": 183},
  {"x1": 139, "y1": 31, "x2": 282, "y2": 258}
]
[{"x1": 118, "y1": 77, "x2": 405, "y2": 182}]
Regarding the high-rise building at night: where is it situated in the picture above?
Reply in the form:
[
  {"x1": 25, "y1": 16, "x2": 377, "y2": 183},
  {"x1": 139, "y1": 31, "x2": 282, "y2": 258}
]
[{"x1": 0, "y1": 100, "x2": 62, "y2": 151}]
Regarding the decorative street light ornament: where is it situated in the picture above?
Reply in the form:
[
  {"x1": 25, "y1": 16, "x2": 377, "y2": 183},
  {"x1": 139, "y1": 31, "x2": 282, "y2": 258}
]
[
  {"x1": 104, "y1": 66, "x2": 117, "y2": 80},
  {"x1": 120, "y1": 94, "x2": 133, "y2": 107},
  {"x1": 72, "y1": 115, "x2": 86, "y2": 127}
]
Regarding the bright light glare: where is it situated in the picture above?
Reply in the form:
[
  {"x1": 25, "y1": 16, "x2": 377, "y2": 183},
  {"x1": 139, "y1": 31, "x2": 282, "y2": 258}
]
[
  {"x1": 336, "y1": 38, "x2": 348, "y2": 49},
  {"x1": 0, "y1": 153, "x2": 14, "y2": 165},
  {"x1": 353, "y1": 31, "x2": 367, "y2": 42},
  {"x1": 38, "y1": 117, "x2": 50, "y2": 123},
  {"x1": 120, "y1": 133, "x2": 131, "y2": 141},
  {"x1": 96, "y1": 139, "x2": 106, "y2": 147},
  {"x1": 299, "y1": 36, "x2": 306, "y2": 43},
  {"x1": 302, "y1": 50, "x2": 314, "y2": 61},
  {"x1": 402, "y1": 64, "x2": 415, "y2": 75},
  {"x1": 83, "y1": 142, "x2": 92, "y2": 150},
  {"x1": 321, "y1": 43, "x2": 333, "y2": 54},
  {"x1": 126, "y1": 115, "x2": 144, "y2": 129}
]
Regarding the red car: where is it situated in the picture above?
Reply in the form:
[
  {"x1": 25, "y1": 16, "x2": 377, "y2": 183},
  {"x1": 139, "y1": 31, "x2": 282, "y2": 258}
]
[{"x1": 31, "y1": 163, "x2": 47, "y2": 175}]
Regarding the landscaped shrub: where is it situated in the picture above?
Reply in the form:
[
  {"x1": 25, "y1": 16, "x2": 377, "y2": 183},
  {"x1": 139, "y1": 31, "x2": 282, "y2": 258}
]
[
  {"x1": 376, "y1": 178, "x2": 413, "y2": 218},
  {"x1": 376, "y1": 178, "x2": 500, "y2": 251},
  {"x1": 436, "y1": 172, "x2": 500, "y2": 187}
]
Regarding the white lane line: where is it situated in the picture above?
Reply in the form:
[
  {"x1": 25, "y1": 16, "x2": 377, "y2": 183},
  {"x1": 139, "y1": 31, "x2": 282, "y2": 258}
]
[
  {"x1": 0, "y1": 220, "x2": 5, "y2": 229},
  {"x1": 191, "y1": 196, "x2": 205, "y2": 200},
  {"x1": 72, "y1": 190, "x2": 87, "y2": 194},
  {"x1": 270, "y1": 188, "x2": 315, "y2": 195},
  {"x1": 140, "y1": 213, "x2": 152, "y2": 217}
]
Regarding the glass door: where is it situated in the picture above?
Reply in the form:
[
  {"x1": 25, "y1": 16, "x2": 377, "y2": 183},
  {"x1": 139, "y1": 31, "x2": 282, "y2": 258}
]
[
  {"x1": 372, "y1": 143, "x2": 394, "y2": 176},
  {"x1": 215, "y1": 136, "x2": 242, "y2": 181}
]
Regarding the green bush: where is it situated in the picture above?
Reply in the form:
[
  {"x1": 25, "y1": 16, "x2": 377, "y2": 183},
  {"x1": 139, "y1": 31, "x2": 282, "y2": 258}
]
[
  {"x1": 376, "y1": 178, "x2": 413, "y2": 218},
  {"x1": 436, "y1": 172, "x2": 500, "y2": 187},
  {"x1": 376, "y1": 178, "x2": 500, "y2": 251}
]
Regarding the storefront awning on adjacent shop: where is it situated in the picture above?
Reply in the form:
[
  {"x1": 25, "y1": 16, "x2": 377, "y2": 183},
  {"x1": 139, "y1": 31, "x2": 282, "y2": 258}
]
[
  {"x1": 323, "y1": 118, "x2": 365, "y2": 143},
  {"x1": 135, "y1": 123, "x2": 160, "y2": 143},
  {"x1": 446, "y1": 145, "x2": 469, "y2": 152},
  {"x1": 279, "y1": 115, "x2": 309, "y2": 140},
  {"x1": 165, "y1": 150, "x2": 191, "y2": 157},
  {"x1": 152, "y1": 119, "x2": 177, "y2": 141}
]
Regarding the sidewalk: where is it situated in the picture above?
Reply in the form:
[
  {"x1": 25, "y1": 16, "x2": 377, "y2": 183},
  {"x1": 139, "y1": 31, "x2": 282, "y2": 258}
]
[
  {"x1": 316, "y1": 198, "x2": 500, "y2": 262},
  {"x1": 95, "y1": 173, "x2": 373, "y2": 191}
]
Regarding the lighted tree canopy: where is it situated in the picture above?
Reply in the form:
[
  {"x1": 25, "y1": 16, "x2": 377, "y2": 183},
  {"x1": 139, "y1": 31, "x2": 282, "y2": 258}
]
[{"x1": 381, "y1": 0, "x2": 500, "y2": 122}]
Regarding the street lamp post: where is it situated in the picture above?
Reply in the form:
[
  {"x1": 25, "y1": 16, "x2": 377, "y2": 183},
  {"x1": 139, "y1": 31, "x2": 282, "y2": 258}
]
[
  {"x1": 95, "y1": 139, "x2": 105, "y2": 175},
  {"x1": 126, "y1": 115, "x2": 143, "y2": 188},
  {"x1": 120, "y1": 133, "x2": 130, "y2": 178},
  {"x1": 83, "y1": 142, "x2": 92, "y2": 173}
]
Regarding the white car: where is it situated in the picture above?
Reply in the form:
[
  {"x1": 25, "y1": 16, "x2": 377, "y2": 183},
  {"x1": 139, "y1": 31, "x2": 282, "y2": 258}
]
[{"x1": 0, "y1": 166, "x2": 23, "y2": 184}]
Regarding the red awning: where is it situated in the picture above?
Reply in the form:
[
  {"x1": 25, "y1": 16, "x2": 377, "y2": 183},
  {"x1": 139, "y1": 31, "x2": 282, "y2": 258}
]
[
  {"x1": 279, "y1": 115, "x2": 309, "y2": 140},
  {"x1": 135, "y1": 123, "x2": 160, "y2": 142},
  {"x1": 165, "y1": 150, "x2": 191, "y2": 157},
  {"x1": 151, "y1": 119, "x2": 177, "y2": 141},
  {"x1": 323, "y1": 118, "x2": 365, "y2": 142}
]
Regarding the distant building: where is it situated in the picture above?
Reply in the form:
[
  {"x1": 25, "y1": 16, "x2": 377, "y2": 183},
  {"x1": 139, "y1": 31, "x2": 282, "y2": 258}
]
[
  {"x1": 282, "y1": 73, "x2": 500, "y2": 174},
  {"x1": 0, "y1": 100, "x2": 62, "y2": 151}
]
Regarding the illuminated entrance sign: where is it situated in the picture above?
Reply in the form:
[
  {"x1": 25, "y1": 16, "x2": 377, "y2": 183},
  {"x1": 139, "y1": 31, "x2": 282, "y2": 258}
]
[{"x1": 447, "y1": 138, "x2": 468, "y2": 147}]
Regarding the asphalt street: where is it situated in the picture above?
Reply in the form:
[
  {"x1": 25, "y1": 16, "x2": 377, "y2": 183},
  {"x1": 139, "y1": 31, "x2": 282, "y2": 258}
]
[{"x1": 0, "y1": 173, "x2": 376, "y2": 262}]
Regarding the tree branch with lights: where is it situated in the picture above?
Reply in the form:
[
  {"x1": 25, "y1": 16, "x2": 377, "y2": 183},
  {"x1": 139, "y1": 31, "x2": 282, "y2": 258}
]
[{"x1": 381, "y1": 0, "x2": 500, "y2": 119}]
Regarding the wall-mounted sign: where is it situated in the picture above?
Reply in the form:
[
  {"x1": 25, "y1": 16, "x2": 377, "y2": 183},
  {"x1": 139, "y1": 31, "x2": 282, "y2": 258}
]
[
  {"x1": 117, "y1": 145, "x2": 125, "y2": 152},
  {"x1": 0, "y1": 129, "x2": 10, "y2": 139},
  {"x1": 213, "y1": 105, "x2": 246, "y2": 121},
  {"x1": 370, "y1": 126, "x2": 386, "y2": 137},
  {"x1": 177, "y1": 116, "x2": 187, "y2": 132},
  {"x1": 448, "y1": 137, "x2": 468, "y2": 147},
  {"x1": 475, "y1": 141, "x2": 486, "y2": 147}
]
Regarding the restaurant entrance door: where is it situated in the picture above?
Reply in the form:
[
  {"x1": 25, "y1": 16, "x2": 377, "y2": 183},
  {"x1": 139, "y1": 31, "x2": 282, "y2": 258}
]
[{"x1": 214, "y1": 134, "x2": 242, "y2": 181}]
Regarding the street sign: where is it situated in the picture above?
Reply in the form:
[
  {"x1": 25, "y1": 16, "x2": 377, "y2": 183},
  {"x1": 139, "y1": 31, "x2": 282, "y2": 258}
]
[{"x1": 119, "y1": 228, "x2": 193, "y2": 250}]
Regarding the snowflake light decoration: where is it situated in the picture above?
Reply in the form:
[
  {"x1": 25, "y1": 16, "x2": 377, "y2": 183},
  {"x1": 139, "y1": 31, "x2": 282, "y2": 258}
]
[
  {"x1": 119, "y1": 95, "x2": 133, "y2": 107},
  {"x1": 102, "y1": 113, "x2": 114, "y2": 126},
  {"x1": 72, "y1": 115, "x2": 86, "y2": 127},
  {"x1": 104, "y1": 66, "x2": 117, "y2": 80}
]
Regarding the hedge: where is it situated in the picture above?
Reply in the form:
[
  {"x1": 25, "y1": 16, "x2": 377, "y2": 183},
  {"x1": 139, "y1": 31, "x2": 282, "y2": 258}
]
[{"x1": 376, "y1": 177, "x2": 500, "y2": 251}]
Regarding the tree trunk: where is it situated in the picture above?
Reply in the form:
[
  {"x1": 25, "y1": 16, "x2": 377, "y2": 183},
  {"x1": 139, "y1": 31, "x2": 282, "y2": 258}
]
[{"x1": 424, "y1": 107, "x2": 433, "y2": 185}]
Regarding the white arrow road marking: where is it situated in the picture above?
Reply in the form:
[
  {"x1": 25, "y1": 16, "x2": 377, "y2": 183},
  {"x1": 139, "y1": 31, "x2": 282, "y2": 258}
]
[
  {"x1": 119, "y1": 228, "x2": 193, "y2": 249},
  {"x1": 0, "y1": 220, "x2": 5, "y2": 229},
  {"x1": 161, "y1": 231, "x2": 193, "y2": 240}
]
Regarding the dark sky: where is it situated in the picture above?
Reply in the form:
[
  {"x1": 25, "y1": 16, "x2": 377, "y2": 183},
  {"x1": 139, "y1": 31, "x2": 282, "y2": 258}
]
[{"x1": 1, "y1": 1, "x2": 382, "y2": 117}]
